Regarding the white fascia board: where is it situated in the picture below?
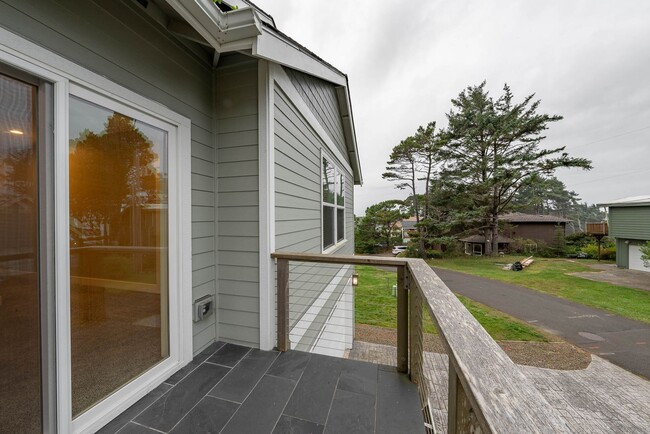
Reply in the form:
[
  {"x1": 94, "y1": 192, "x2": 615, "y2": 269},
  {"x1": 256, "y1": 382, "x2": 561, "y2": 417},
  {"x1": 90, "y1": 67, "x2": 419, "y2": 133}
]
[
  {"x1": 164, "y1": 0, "x2": 261, "y2": 51},
  {"x1": 254, "y1": 28, "x2": 347, "y2": 87},
  {"x1": 335, "y1": 85, "x2": 363, "y2": 186}
]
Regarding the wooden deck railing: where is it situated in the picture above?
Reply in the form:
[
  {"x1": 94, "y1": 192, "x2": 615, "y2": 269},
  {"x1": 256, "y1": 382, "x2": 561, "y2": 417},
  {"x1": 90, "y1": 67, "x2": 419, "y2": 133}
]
[{"x1": 271, "y1": 252, "x2": 569, "y2": 434}]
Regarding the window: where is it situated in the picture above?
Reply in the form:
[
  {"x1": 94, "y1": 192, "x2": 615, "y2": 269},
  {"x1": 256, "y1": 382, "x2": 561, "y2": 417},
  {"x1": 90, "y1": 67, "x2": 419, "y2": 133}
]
[
  {"x1": 68, "y1": 95, "x2": 170, "y2": 416},
  {"x1": 322, "y1": 156, "x2": 345, "y2": 250}
]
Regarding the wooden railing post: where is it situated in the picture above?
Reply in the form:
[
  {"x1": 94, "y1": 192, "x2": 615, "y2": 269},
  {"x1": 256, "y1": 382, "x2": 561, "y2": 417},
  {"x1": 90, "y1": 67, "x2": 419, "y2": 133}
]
[
  {"x1": 397, "y1": 265, "x2": 408, "y2": 373},
  {"x1": 448, "y1": 359, "x2": 481, "y2": 434},
  {"x1": 409, "y1": 281, "x2": 423, "y2": 382},
  {"x1": 277, "y1": 258, "x2": 290, "y2": 351}
]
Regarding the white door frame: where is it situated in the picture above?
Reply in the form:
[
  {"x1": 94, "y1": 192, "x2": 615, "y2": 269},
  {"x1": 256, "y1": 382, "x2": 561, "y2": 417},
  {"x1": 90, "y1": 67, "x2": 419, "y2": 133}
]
[{"x1": 0, "y1": 26, "x2": 193, "y2": 434}]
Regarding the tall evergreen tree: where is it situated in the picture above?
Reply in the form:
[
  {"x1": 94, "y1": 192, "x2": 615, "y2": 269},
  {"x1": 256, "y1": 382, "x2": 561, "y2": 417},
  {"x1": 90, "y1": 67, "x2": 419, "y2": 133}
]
[{"x1": 443, "y1": 82, "x2": 592, "y2": 255}]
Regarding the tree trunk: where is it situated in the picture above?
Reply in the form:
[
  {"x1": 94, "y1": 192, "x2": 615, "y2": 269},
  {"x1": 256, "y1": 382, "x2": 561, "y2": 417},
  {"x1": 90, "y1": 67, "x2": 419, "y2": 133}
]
[{"x1": 485, "y1": 217, "x2": 499, "y2": 256}]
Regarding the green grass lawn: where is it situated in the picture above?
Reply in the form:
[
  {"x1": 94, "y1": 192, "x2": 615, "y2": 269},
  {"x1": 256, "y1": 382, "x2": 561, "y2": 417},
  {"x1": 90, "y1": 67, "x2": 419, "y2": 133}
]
[
  {"x1": 429, "y1": 255, "x2": 650, "y2": 324},
  {"x1": 355, "y1": 265, "x2": 548, "y2": 342}
]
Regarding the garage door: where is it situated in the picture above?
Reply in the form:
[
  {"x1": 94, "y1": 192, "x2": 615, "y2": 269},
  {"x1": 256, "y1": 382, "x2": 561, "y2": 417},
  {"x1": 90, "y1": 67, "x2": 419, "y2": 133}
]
[{"x1": 629, "y1": 245, "x2": 650, "y2": 272}]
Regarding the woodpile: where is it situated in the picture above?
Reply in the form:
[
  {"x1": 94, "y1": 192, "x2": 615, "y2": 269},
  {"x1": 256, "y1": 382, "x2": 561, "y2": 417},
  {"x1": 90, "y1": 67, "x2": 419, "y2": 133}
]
[{"x1": 520, "y1": 256, "x2": 534, "y2": 268}]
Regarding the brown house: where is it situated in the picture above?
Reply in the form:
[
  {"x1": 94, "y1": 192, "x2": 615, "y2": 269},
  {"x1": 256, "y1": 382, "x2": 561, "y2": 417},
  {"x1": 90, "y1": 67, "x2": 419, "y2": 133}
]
[
  {"x1": 461, "y1": 213, "x2": 571, "y2": 255},
  {"x1": 500, "y1": 213, "x2": 572, "y2": 245}
]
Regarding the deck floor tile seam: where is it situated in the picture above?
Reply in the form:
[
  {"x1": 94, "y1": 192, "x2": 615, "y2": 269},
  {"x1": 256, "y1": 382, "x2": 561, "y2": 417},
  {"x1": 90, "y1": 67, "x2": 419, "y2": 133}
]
[
  {"x1": 214, "y1": 352, "x2": 283, "y2": 434},
  {"x1": 321, "y1": 374, "x2": 343, "y2": 432},
  {"x1": 373, "y1": 365, "x2": 379, "y2": 434},
  {"x1": 125, "y1": 420, "x2": 166, "y2": 434},
  {"x1": 160, "y1": 359, "x2": 234, "y2": 434},
  {"x1": 216, "y1": 350, "x2": 281, "y2": 404},
  {"x1": 118, "y1": 385, "x2": 175, "y2": 431},
  {"x1": 271, "y1": 354, "x2": 311, "y2": 433},
  {"x1": 164, "y1": 370, "x2": 233, "y2": 433}
]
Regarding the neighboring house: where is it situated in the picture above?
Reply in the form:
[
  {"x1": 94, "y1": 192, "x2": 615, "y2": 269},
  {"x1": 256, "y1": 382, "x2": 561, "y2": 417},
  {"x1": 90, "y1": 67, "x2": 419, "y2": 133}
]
[
  {"x1": 460, "y1": 234, "x2": 515, "y2": 256},
  {"x1": 0, "y1": 1, "x2": 361, "y2": 432},
  {"x1": 500, "y1": 212, "x2": 572, "y2": 245},
  {"x1": 400, "y1": 217, "x2": 418, "y2": 243},
  {"x1": 460, "y1": 213, "x2": 569, "y2": 255},
  {"x1": 598, "y1": 196, "x2": 650, "y2": 272}
]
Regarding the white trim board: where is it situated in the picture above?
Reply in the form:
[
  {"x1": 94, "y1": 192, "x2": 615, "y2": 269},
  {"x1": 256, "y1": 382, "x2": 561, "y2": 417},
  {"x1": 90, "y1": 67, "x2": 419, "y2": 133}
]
[
  {"x1": 255, "y1": 28, "x2": 347, "y2": 87},
  {"x1": 258, "y1": 59, "x2": 276, "y2": 350},
  {"x1": 270, "y1": 63, "x2": 353, "y2": 175}
]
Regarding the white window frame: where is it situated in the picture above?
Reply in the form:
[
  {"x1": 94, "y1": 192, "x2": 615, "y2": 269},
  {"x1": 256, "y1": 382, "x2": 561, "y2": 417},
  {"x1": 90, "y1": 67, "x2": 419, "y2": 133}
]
[
  {"x1": 0, "y1": 27, "x2": 192, "y2": 434},
  {"x1": 322, "y1": 154, "x2": 346, "y2": 253}
]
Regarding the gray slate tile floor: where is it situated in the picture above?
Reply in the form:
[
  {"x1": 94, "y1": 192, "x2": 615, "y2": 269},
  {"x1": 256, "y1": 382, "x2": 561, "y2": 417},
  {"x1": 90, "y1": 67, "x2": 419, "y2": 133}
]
[{"x1": 99, "y1": 342, "x2": 425, "y2": 434}]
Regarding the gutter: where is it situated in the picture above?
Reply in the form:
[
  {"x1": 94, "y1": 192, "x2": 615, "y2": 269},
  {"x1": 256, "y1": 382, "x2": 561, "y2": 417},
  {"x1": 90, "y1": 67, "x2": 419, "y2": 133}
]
[{"x1": 165, "y1": 0, "x2": 262, "y2": 51}]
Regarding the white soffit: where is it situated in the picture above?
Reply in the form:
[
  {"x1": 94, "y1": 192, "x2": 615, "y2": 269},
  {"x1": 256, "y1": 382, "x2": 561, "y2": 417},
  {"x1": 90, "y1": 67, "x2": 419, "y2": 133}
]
[{"x1": 164, "y1": 0, "x2": 262, "y2": 51}]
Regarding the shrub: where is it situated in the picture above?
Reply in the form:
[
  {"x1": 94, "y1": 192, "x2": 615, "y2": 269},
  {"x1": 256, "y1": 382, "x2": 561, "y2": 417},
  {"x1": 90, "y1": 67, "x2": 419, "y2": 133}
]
[
  {"x1": 582, "y1": 242, "x2": 616, "y2": 260},
  {"x1": 508, "y1": 238, "x2": 539, "y2": 255},
  {"x1": 425, "y1": 249, "x2": 443, "y2": 259}
]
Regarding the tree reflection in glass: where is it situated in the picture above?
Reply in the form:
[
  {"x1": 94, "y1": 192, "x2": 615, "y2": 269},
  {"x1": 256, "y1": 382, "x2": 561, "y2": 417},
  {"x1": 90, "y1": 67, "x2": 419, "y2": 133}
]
[{"x1": 68, "y1": 97, "x2": 169, "y2": 417}]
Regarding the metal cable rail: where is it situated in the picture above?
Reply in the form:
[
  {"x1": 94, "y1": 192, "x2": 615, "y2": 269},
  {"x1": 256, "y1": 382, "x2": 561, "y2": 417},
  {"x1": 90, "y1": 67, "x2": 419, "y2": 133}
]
[{"x1": 272, "y1": 252, "x2": 570, "y2": 434}]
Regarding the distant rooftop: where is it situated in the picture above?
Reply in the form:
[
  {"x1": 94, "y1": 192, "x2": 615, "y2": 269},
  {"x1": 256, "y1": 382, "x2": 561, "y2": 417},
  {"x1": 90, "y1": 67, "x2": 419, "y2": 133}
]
[
  {"x1": 598, "y1": 195, "x2": 650, "y2": 207},
  {"x1": 500, "y1": 213, "x2": 572, "y2": 223}
]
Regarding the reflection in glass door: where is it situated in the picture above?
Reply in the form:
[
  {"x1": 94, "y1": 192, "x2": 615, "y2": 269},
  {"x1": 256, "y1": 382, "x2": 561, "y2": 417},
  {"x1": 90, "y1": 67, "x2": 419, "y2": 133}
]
[
  {"x1": 0, "y1": 72, "x2": 41, "y2": 433},
  {"x1": 68, "y1": 96, "x2": 169, "y2": 417}
]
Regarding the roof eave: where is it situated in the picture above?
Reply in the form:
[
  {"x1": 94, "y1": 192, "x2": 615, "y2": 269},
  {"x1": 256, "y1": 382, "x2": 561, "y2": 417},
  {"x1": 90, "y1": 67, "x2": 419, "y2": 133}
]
[
  {"x1": 164, "y1": 0, "x2": 262, "y2": 51},
  {"x1": 335, "y1": 84, "x2": 363, "y2": 186},
  {"x1": 598, "y1": 202, "x2": 650, "y2": 208}
]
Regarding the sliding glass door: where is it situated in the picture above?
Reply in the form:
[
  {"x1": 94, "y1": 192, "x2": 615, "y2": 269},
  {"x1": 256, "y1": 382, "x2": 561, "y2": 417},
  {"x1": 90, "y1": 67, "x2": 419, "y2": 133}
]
[
  {"x1": 0, "y1": 46, "x2": 189, "y2": 433},
  {"x1": 0, "y1": 70, "x2": 42, "y2": 433},
  {"x1": 68, "y1": 95, "x2": 169, "y2": 417}
]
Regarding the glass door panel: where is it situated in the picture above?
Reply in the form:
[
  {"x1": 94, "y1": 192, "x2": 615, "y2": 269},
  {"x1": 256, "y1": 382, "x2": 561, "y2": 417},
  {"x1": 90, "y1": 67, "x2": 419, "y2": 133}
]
[
  {"x1": 68, "y1": 96, "x2": 169, "y2": 417},
  {"x1": 0, "y1": 72, "x2": 41, "y2": 433}
]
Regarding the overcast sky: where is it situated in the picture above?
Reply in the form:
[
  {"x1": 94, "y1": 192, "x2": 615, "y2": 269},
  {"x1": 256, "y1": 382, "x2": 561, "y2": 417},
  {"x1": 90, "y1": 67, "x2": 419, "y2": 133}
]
[{"x1": 252, "y1": 0, "x2": 650, "y2": 215}]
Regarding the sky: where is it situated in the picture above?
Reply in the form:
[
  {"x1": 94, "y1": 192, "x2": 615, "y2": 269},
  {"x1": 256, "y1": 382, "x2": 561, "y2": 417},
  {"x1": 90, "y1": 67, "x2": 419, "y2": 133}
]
[{"x1": 251, "y1": 0, "x2": 650, "y2": 216}]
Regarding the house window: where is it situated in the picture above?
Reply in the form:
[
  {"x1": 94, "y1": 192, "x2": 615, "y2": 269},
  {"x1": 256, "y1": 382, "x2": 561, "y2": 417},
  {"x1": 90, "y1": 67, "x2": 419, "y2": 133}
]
[{"x1": 322, "y1": 157, "x2": 345, "y2": 250}]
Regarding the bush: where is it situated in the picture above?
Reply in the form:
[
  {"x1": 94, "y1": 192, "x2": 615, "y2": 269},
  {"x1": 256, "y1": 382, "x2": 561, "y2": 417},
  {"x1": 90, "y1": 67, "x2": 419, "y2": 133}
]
[
  {"x1": 565, "y1": 232, "x2": 597, "y2": 248},
  {"x1": 425, "y1": 249, "x2": 443, "y2": 259},
  {"x1": 582, "y1": 243, "x2": 616, "y2": 260},
  {"x1": 507, "y1": 238, "x2": 539, "y2": 255}
]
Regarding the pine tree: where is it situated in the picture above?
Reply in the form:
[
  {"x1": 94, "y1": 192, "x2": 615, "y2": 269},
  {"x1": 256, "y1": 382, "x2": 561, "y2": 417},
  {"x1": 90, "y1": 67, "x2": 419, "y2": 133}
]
[{"x1": 443, "y1": 82, "x2": 592, "y2": 255}]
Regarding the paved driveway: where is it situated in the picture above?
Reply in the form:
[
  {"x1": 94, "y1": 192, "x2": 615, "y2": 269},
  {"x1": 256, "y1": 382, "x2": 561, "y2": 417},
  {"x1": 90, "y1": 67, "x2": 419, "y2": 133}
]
[
  {"x1": 570, "y1": 262, "x2": 650, "y2": 291},
  {"x1": 431, "y1": 267, "x2": 650, "y2": 379}
]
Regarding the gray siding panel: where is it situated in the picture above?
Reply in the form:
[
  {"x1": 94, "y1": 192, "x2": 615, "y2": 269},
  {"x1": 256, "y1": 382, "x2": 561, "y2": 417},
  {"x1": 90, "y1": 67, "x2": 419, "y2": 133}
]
[
  {"x1": 616, "y1": 238, "x2": 629, "y2": 268},
  {"x1": 274, "y1": 82, "x2": 354, "y2": 351},
  {"x1": 284, "y1": 67, "x2": 347, "y2": 158},
  {"x1": 609, "y1": 207, "x2": 650, "y2": 240},
  {"x1": 216, "y1": 60, "x2": 260, "y2": 348},
  {"x1": 0, "y1": 0, "x2": 218, "y2": 353}
]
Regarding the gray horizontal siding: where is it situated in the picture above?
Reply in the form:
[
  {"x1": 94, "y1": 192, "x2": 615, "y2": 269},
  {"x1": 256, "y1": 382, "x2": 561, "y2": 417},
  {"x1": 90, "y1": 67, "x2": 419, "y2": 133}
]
[
  {"x1": 216, "y1": 59, "x2": 260, "y2": 348},
  {"x1": 0, "y1": 0, "x2": 219, "y2": 354},
  {"x1": 274, "y1": 81, "x2": 355, "y2": 350},
  {"x1": 284, "y1": 66, "x2": 347, "y2": 159},
  {"x1": 616, "y1": 238, "x2": 629, "y2": 268},
  {"x1": 609, "y1": 207, "x2": 650, "y2": 240}
]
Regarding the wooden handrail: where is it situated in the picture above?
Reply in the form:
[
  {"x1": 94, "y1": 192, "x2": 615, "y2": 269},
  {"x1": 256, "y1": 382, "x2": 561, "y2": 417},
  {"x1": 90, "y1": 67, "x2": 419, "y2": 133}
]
[
  {"x1": 272, "y1": 252, "x2": 569, "y2": 433},
  {"x1": 406, "y1": 259, "x2": 568, "y2": 433}
]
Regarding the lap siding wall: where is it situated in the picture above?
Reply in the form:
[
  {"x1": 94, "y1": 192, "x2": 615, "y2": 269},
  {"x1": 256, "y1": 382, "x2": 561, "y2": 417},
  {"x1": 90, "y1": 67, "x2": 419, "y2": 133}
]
[
  {"x1": 215, "y1": 59, "x2": 261, "y2": 348},
  {"x1": 0, "y1": 0, "x2": 217, "y2": 354}
]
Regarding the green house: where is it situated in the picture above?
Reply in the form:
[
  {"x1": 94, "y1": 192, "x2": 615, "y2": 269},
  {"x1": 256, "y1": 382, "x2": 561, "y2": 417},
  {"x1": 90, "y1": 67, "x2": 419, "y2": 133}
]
[{"x1": 599, "y1": 196, "x2": 650, "y2": 272}]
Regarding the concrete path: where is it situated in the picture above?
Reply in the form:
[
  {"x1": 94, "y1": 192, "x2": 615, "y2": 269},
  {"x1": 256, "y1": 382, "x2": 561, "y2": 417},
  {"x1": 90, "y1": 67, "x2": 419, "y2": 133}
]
[
  {"x1": 570, "y1": 262, "x2": 650, "y2": 292},
  {"x1": 349, "y1": 341, "x2": 650, "y2": 434},
  {"x1": 431, "y1": 267, "x2": 650, "y2": 379}
]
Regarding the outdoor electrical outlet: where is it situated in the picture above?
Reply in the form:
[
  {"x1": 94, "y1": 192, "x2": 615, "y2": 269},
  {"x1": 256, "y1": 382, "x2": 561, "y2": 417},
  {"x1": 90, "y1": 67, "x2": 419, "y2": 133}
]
[{"x1": 193, "y1": 295, "x2": 215, "y2": 322}]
